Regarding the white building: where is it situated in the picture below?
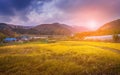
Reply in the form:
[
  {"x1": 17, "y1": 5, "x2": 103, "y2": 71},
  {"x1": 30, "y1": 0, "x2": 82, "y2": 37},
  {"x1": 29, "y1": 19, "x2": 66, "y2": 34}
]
[{"x1": 84, "y1": 34, "x2": 120, "y2": 41}]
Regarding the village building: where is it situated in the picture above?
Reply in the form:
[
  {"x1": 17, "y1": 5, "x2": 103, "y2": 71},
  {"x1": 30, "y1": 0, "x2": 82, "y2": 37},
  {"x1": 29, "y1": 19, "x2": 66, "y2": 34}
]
[{"x1": 4, "y1": 38, "x2": 17, "y2": 42}]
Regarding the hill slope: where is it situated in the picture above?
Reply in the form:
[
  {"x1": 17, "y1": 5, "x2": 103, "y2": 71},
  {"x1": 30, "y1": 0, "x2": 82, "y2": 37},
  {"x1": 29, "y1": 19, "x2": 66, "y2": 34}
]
[
  {"x1": 32, "y1": 23, "x2": 72, "y2": 35},
  {"x1": 0, "y1": 22, "x2": 90, "y2": 36},
  {"x1": 0, "y1": 23, "x2": 16, "y2": 37},
  {"x1": 97, "y1": 19, "x2": 120, "y2": 34},
  {"x1": 0, "y1": 23, "x2": 35, "y2": 36}
]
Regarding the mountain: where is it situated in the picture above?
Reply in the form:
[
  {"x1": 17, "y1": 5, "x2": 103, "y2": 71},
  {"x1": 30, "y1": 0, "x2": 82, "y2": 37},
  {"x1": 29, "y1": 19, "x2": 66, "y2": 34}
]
[
  {"x1": 0, "y1": 22, "x2": 91, "y2": 36},
  {"x1": 97, "y1": 19, "x2": 120, "y2": 34},
  {"x1": 32, "y1": 23, "x2": 89, "y2": 35},
  {"x1": 11, "y1": 25, "x2": 34, "y2": 34},
  {"x1": 9, "y1": 25, "x2": 33, "y2": 29},
  {"x1": 0, "y1": 23, "x2": 16, "y2": 37},
  {"x1": 32, "y1": 23, "x2": 72, "y2": 35},
  {"x1": 98, "y1": 19, "x2": 120, "y2": 31},
  {"x1": 0, "y1": 23, "x2": 34, "y2": 36},
  {"x1": 0, "y1": 23, "x2": 73, "y2": 36}
]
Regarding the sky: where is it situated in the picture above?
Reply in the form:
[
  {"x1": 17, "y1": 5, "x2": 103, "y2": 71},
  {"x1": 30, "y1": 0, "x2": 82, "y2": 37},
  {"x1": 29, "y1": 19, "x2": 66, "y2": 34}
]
[{"x1": 0, "y1": 0, "x2": 120, "y2": 30}]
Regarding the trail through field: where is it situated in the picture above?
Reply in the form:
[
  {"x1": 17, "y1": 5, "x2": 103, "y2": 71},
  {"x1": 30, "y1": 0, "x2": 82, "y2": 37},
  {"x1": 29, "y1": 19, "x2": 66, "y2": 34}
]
[{"x1": 85, "y1": 44, "x2": 120, "y2": 54}]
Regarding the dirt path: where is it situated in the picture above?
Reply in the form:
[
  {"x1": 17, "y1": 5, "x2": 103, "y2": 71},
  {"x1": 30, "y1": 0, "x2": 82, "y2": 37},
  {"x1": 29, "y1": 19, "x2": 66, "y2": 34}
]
[{"x1": 85, "y1": 44, "x2": 120, "y2": 54}]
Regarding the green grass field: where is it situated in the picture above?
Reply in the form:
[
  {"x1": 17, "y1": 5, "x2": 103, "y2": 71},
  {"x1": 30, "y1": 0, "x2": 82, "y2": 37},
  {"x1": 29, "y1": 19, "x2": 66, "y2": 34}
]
[{"x1": 0, "y1": 41, "x2": 120, "y2": 75}]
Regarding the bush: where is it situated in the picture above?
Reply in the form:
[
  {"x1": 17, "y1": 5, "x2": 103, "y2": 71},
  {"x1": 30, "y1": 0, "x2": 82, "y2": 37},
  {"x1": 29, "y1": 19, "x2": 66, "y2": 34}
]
[
  {"x1": 113, "y1": 34, "x2": 119, "y2": 42},
  {"x1": 74, "y1": 33, "x2": 85, "y2": 40},
  {"x1": 0, "y1": 32, "x2": 6, "y2": 42}
]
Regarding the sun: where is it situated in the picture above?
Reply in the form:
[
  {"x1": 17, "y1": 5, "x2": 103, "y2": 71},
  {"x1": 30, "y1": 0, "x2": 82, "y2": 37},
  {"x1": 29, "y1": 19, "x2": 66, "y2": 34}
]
[{"x1": 87, "y1": 20, "x2": 98, "y2": 30}]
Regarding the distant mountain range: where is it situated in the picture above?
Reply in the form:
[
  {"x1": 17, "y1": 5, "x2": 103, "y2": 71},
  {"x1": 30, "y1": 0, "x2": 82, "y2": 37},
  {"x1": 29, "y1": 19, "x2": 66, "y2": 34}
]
[
  {"x1": 32, "y1": 23, "x2": 73, "y2": 35},
  {"x1": 0, "y1": 19, "x2": 120, "y2": 37},
  {"x1": 0, "y1": 22, "x2": 89, "y2": 37},
  {"x1": 0, "y1": 23, "x2": 16, "y2": 37}
]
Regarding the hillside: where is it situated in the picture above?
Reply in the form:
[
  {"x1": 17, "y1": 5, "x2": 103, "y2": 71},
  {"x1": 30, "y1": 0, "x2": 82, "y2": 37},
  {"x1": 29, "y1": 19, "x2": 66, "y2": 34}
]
[
  {"x1": 0, "y1": 23, "x2": 16, "y2": 37},
  {"x1": 0, "y1": 23, "x2": 35, "y2": 36},
  {"x1": 32, "y1": 23, "x2": 72, "y2": 35},
  {"x1": 0, "y1": 22, "x2": 92, "y2": 36},
  {"x1": 97, "y1": 19, "x2": 120, "y2": 34}
]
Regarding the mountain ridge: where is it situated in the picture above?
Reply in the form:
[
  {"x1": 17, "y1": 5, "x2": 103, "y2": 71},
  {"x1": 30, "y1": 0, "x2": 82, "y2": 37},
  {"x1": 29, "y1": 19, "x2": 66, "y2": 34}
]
[
  {"x1": 0, "y1": 22, "x2": 89, "y2": 36},
  {"x1": 98, "y1": 19, "x2": 120, "y2": 32},
  {"x1": 2, "y1": 18, "x2": 119, "y2": 37}
]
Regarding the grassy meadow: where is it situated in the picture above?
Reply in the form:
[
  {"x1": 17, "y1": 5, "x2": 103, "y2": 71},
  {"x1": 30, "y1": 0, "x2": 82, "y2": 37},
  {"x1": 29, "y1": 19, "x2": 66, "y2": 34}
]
[{"x1": 0, "y1": 41, "x2": 120, "y2": 75}]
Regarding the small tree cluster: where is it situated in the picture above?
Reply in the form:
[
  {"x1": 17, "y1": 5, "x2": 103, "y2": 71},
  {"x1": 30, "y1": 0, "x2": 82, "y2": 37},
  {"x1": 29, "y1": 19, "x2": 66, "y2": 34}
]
[
  {"x1": 113, "y1": 34, "x2": 119, "y2": 42},
  {"x1": 0, "y1": 32, "x2": 6, "y2": 42}
]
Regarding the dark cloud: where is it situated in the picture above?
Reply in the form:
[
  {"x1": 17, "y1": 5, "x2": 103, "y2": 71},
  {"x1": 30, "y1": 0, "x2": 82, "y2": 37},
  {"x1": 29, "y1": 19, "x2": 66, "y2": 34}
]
[
  {"x1": 0, "y1": 0, "x2": 14, "y2": 16},
  {"x1": 11, "y1": 0, "x2": 32, "y2": 10},
  {"x1": 0, "y1": 0, "x2": 32, "y2": 16},
  {"x1": 0, "y1": 0, "x2": 33, "y2": 24},
  {"x1": 0, "y1": 0, "x2": 54, "y2": 23}
]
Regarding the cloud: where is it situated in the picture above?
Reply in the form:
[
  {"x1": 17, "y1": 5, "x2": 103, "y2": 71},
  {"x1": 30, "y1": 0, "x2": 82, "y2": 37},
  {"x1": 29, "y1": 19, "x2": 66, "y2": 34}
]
[
  {"x1": 0, "y1": 0, "x2": 32, "y2": 15},
  {"x1": 0, "y1": 0, "x2": 33, "y2": 25},
  {"x1": 54, "y1": 0, "x2": 120, "y2": 27},
  {"x1": 0, "y1": 0, "x2": 56, "y2": 25},
  {"x1": 0, "y1": 0, "x2": 120, "y2": 28},
  {"x1": 57, "y1": 0, "x2": 120, "y2": 18},
  {"x1": 26, "y1": 0, "x2": 68, "y2": 25}
]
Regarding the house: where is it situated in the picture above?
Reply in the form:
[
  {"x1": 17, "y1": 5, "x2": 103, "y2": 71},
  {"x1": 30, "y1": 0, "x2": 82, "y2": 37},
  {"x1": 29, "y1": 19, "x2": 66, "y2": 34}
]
[
  {"x1": 4, "y1": 38, "x2": 17, "y2": 42},
  {"x1": 17, "y1": 35, "x2": 31, "y2": 41}
]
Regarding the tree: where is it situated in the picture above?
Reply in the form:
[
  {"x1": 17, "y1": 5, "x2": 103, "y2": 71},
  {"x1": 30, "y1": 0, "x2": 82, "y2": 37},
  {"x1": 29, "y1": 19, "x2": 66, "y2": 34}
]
[
  {"x1": 113, "y1": 34, "x2": 119, "y2": 42},
  {"x1": 0, "y1": 32, "x2": 6, "y2": 42},
  {"x1": 74, "y1": 33, "x2": 85, "y2": 40}
]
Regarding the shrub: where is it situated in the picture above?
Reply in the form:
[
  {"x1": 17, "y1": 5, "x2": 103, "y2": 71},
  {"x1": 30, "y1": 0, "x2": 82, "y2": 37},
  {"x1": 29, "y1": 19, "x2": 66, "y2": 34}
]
[
  {"x1": 0, "y1": 32, "x2": 6, "y2": 42},
  {"x1": 113, "y1": 34, "x2": 119, "y2": 42}
]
